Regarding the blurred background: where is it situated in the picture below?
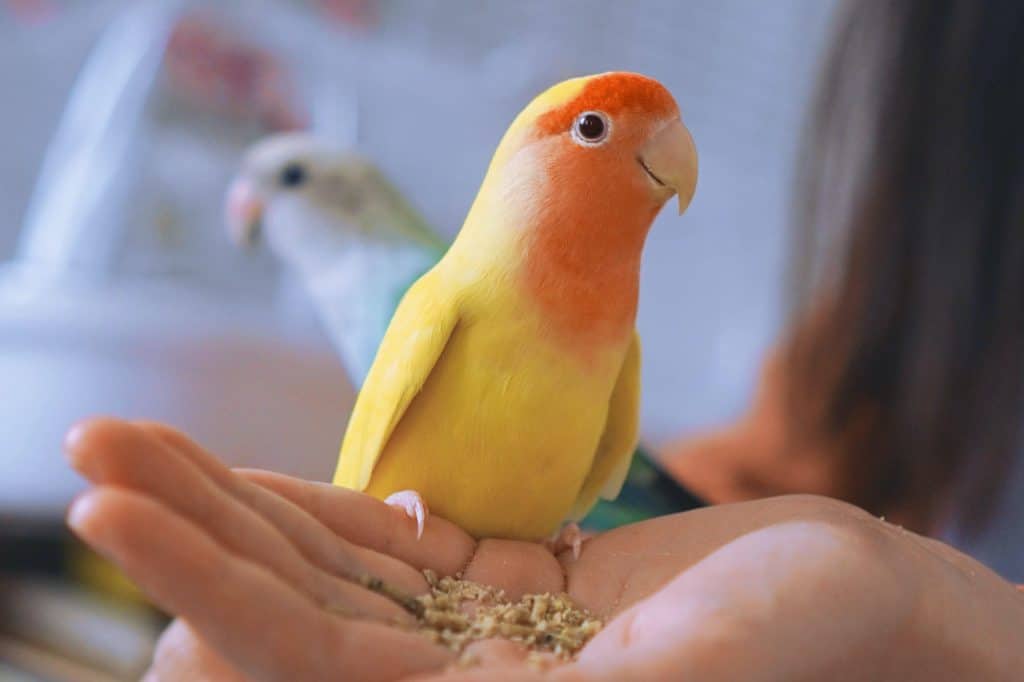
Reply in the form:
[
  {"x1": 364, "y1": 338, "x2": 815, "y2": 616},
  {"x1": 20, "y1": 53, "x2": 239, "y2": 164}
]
[{"x1": 0, "y1": 0, "x2": 835, "y2": 678}]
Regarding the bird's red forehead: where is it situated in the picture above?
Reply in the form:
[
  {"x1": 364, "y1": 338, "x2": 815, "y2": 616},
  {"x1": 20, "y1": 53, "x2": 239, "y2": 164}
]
[{"x1": 536, "y1": 73, "x2": 678, "y2": 135}]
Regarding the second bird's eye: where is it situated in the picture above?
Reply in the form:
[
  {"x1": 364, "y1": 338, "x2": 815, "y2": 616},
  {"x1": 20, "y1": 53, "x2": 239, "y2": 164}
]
[
  {"x1": 572, "y1": 111, "x2": 610, "y2": 145},
  {"x1": 280, "y1": 163, "x2": 307, "y2": 188}
]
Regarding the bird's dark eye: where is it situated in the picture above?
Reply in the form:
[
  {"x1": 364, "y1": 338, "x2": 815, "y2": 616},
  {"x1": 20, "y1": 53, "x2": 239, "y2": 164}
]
[
  {"x1": 279, "y1": 163, "x2": 307, "y2": 188},
  {"x1": 571, "y1": 111, "x2": 610, "y2": 145}
]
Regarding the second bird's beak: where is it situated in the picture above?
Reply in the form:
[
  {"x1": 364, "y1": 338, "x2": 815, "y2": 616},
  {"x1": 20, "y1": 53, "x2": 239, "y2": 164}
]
[
  {"x1": 225, "y1": 177, "x2": 266, "y2": 246},
  {"x1": 639, "y1": 118, "x2": 699, "y2": 215}
]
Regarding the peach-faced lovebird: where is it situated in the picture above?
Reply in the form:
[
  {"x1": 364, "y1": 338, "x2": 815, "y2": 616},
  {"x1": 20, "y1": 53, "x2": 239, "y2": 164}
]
[
  {"x1": 224, "y1": 132, "x2": 705, "y2": 536},
  {"x1": 333, "y1": 72, "x2": 697, "y2": 552}
]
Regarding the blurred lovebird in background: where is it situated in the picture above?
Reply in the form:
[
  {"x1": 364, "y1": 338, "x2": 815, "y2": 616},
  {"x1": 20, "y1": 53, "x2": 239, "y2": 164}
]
[
  {"x1": 0, "y1": 0, "x2": 834, "y2": 679},
  {"x1": 225, "y1": 132, "x2": 448, "y2": 386}
]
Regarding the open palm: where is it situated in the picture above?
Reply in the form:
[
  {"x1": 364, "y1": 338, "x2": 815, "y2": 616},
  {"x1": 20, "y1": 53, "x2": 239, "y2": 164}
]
[{"x1": 66, "y1": 419, "x2": 1021, "y2": 681}]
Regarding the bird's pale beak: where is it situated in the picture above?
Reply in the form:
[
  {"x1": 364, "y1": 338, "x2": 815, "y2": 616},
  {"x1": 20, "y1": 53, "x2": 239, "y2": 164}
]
[
  {"x1": 639, "y1": 118, "x2": 699, "y2": 215},
  {"x1": 225, "y1": 178, "x2": 265, "y2": 246}
]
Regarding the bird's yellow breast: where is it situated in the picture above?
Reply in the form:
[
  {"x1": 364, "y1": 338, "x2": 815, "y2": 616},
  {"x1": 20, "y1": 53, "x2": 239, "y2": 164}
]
[{"x1": 363, "y1": 289, "x2": 629, "y2": 540}]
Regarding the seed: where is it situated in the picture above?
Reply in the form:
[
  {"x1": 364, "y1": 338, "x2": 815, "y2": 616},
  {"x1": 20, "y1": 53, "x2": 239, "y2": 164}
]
[{"x1": 409, "y1": 571, "x2": 603, "y2": 665}]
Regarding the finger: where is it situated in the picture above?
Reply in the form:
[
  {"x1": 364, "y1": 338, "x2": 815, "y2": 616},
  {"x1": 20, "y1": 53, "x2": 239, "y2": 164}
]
[
  {"x1": 460, "y1": 539, "x2": 564, "y2": 601},
  {"x1": 132, "y1": 419, "x2": 429, "y2": 596},
  {"x1": 65, "y1": 419, "x2": 414, "y2": 621},
  {"x1": 69, "y1": 488, "x2": 452, "y2": 682},
  {"x1": 243, "y1": 471, "x2": 570, "y2": 599},
  {"x1": 238, "y1": 469, "x2": 476, "y2": 578},
  {"x1": 150, "y1": 620, "x2": 249, "y2": 682}
]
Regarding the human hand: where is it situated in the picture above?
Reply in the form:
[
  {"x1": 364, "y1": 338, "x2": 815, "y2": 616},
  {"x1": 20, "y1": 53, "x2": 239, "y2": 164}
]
[{"x1": 65, "y1": 419, "x2": 1024, "y2": 681}]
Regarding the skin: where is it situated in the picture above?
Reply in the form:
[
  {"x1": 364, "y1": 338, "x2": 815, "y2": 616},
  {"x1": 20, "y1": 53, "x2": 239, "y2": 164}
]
[{"x1": 65, "y1": 419, "x2": 1024, "y2": 681}]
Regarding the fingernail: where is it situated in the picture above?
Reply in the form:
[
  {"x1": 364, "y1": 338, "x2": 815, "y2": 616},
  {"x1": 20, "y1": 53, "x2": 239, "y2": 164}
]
[
  {"x1": 63, "y1": 415, "x2": 125, "y2": 456},
  {"x1": 66, "y1": 493, "x2": 95, "y2": 534},
  {"x1": 63, "y1": 420, "x2": 91, "y2": 454}
]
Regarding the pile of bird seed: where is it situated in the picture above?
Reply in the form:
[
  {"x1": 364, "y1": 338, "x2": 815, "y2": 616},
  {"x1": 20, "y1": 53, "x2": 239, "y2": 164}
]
[{"x1": 412, "y1": 569, "x2": 603, "y2": 664}]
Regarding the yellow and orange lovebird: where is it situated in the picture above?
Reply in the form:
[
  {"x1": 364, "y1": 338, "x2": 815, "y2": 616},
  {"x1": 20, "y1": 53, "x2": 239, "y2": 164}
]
[{"x1": 334, "y1": 72, "x2": 697, "y2": 550}]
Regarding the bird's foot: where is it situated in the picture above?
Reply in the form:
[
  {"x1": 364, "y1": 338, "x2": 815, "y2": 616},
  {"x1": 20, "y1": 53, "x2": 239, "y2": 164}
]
[
  {"x1": 385, "y1": 490, "x2": 429, "y2": 540},
  {"x1": 545, "y1": 522, "x2": 587, "y2": 560}
]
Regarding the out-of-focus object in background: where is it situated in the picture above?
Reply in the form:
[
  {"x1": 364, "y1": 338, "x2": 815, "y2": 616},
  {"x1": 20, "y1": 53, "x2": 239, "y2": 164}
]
[
  {"x1": 317, "y1": 0, "x2": 378, "y2": 29},
  {"x1": 0, "y1": 2, "x2": 357, "y2": 678},
  {"x1": 163, "y1": 14, "x2": 308, "y2": 132},
  {"x1": 0, "y1": 0, "x2": 356, "y2": 524},
  {"x1": 226, "y1": 132, "x2": 447, "y2": 385},
  {"x1": 4, "y1": 0, "x2": 59, "y2": 24},
  {"x1": 227, "y1": 132, "x2": 708, "y2": 535}
]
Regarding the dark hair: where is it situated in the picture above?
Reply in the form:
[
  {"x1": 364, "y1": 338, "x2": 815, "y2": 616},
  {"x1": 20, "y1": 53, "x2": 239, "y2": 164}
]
[{"x1": 787, "y1": 0, "x2": 1024, "y2": 534}]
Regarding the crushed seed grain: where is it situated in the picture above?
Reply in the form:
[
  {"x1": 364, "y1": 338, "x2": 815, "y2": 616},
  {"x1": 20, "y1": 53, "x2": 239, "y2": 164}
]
[{"x1": 409, "y1": 569, "x2": 603, "y2": 662}]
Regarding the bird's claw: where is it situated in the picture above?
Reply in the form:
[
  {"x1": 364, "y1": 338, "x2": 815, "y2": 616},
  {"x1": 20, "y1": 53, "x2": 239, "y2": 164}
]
[
  {"x1": 546, "y1": 522, "x2": 586, "y2": 560},
  {"x1": 385, "y1": 490, "x2": 429, "y2": 540}
]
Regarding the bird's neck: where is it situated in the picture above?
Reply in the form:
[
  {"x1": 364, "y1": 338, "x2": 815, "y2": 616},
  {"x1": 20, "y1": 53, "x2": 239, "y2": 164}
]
[
  {"x1": 450, "y1": 146, "x2": 657, "y2": 348},
  {"x1": 517, "y1": 217, "x2": 645, "y2": 348}
]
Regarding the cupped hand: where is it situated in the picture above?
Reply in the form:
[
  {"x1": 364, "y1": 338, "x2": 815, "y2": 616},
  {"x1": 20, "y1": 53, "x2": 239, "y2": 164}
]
[{"x1": 65, "y1": 419, "x2": 1024, "y2": 681}]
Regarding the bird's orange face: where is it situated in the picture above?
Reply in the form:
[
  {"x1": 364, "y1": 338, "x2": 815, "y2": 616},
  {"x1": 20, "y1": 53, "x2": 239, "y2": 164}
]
[
  {"x1": 491, "y1": 72, "x2": 698, "y2": 348},
  {"x1": 533, "y1": 73, "x2": 689, "y2": 215},
  {"x1": 496, "y1": 72, "x2": 696, "y2": 234}
]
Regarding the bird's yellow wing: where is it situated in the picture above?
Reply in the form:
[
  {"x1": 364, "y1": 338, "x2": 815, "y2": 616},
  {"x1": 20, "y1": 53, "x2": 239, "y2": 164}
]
[
  {"x1": 333, "y1": 270, "x2": 459, "y2": 490},
  {"x1": 567, "y1": 331, "x2": 642, "y2": 521}
]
